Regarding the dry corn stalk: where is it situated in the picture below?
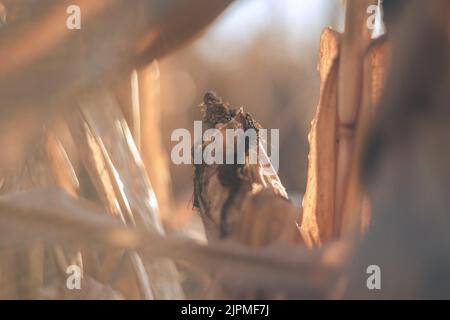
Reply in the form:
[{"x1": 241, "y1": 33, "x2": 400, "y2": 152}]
[
  {"x1": 112, "y1": 62, "x2": 175, "y2": 223},
  {"x1": 66, "y1": 90, "x2": 184, "y2": 299},
  {"x1": 300, "y1": 28, "x2": 340, "y2": 246},
  {"x1": 335, "y1": 0, "x2": 377, "y2": 228},
  {"x1": 47, "y1": 125, "x2": 147, "y2": 299},
  {"x1": 340, "y1": 36, "x2": 390, "y2": 236},
  {"x1": 113, "y1": 60, "x2": 173, "y2": 221},
  {"x1": 113, "y1": 71, "x2": 142, "y2": 150},
  {"x1": 138, "y1": 62, "x2": 176, "y2": 223},
  {"x1": 300, "y1": 0, "x2": 389, "y2": 246},
  {"x1": 193, "y1": 92, "x2": 301, "y2": 246}
]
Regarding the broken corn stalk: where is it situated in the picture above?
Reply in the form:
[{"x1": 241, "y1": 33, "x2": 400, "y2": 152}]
[
  {"x1": 301, "y1": 0, "x2": 389, "y2": 246},
  {"x1": 67, "y1": 90, "x2": 185, "y2": 299}
]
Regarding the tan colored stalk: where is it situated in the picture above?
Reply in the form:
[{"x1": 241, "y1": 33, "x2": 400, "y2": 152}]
[
  {"x1": 335, "y1": 0, "x2": 377, "y2": 236},
  {"x1": 138, "y1": 61, "x2": 176, "y2": 222},
  {"x1": 300, "y1": 28, "x2": 340, "y2": 246},
  {"x1": 112, "y1": 62, "x2": 174, "y2": 222},
  {"x1": 67, "y1": 90, "x2": 184, "y2": 299},
  {"x1": 301, "y1": 1, "x2": 388, "y2": 245},
  {"x1": 113, "y1": 70, "x2": 142, "y2": 150},
  {"x1": 340, "y1": 37, "x2": 390, "y2": 236}
]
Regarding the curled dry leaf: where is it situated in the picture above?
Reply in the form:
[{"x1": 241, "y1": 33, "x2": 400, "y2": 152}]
[{"x1": 193, "y1": 92, "x2": 301, "y2": 246}]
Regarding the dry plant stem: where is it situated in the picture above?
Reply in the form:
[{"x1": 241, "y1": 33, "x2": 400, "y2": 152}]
[
  {"x1": 340, "y1": 37, "x2": 390, "y2": 236},
  {"x1": 301, "y1": 2, "x2": 386, "y2": 246},
  {"x1": 138, "y1": 61, "x2": 176, "y2": 223},
  {"x1": 70, "y1": 112, "x2": 154, "y2": 300},
  {"x1": 67, "y1": 109, "x2": 152, "y2": 300},
  {"x1": 300, "y1": 28, "x2": 340, "y2": 246},
  {"x1": 113, "y1": 61, "x2": 174, "y2": 222},
  {"x1": 67, "y1": 90, "x2": 184, "y2": 299},
  {"x1": 46, "y1": 130, "x2": 80, "y2": 198},
  {"x1": 45, "y1": 129, "x2": 85, "y2": 294},
  {"x1": 335, "y1": 0, "x2": 376, "y2": 235},
  {"x1": 46, "y1": 127, "x2": 130, "y2": 298},
  {"x1": 64, "y1": 113, "x2": 148, "y2": 298},
  {"x1": 113, "y1": 70, "x2": 141, "y2": 150}
]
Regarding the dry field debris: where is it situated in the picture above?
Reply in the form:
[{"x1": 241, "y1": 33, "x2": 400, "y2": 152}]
[
  {"x1": 0, "y1": 0, "x2": 449, "y2": 299},
  {"x1": 193, "y1": 91, "x2": 300, "y2": 246}
]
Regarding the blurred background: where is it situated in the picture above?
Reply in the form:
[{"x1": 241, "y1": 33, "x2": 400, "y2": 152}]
[{"x1": 159, "y1": 0, "x2": 345, "y2": 210}]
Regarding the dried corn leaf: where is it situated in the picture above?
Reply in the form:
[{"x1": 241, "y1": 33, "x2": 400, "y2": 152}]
[
  {"x1": 193, "y1": 92, "x2": 301, "y2": 246},
  {"x1": 300, "y1": 28, "x2": 340, "y2": 246}
]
